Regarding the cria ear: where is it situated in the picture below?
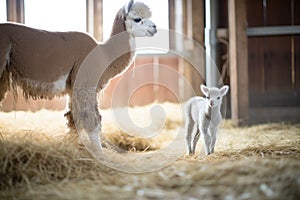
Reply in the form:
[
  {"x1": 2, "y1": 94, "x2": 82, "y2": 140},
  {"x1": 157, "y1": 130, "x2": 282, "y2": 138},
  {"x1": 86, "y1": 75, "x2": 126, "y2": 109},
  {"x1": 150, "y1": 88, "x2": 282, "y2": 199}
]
[
  {"x1": 220, "y1": 85, "x2": 229, "y2": 96},
  {"x1": 125, "y1": 0, "x2": 134, "y2": 14},
  {"x1": 200, "y1": 85, "x2": 209, "y2": 97}
]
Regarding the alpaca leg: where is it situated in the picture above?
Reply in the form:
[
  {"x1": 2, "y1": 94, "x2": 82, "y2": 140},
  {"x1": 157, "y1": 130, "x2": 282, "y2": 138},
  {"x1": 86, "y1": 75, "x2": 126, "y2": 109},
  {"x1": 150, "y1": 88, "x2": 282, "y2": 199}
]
[
  {"x1": 0, "y1": 71, "x2": 9, "y2": 107},
  {"x1": 70, "y1": 90, "x2": 103, "y2": 151},
  {"x1": 64, "y1": 96, "x2": 102, "y2": 128},
  {"x1": 0, "y1": 41, "x2": 10, "y2": 105},
  {"x1": 185, "y1": 118, "x2": 195, "y2": 155},
  {"x1": 64, "y1": 96, "x2": 76, "y2": 128},
  {"x1": 210, "y1": 127, "x2": 218, "y2": 153},
  {"x1": 64, "y1": 110, "x2": 75, "y2": 128},
  {"x1": 191, "y1": 129, "x2": 200, "y2": 155},
  {"x1": 88, "y1": 105, "x2": 102, "y2": 152},
  {"x1": 201, "y1": 127, "x2": 212, "y2": 155}
]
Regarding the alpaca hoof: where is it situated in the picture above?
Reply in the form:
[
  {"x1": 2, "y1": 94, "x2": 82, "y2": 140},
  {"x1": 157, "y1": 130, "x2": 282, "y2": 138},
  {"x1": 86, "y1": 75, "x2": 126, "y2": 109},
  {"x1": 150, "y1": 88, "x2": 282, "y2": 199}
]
[{"x1": 188, "y1": 150, "x2": 195, "y2": 155}]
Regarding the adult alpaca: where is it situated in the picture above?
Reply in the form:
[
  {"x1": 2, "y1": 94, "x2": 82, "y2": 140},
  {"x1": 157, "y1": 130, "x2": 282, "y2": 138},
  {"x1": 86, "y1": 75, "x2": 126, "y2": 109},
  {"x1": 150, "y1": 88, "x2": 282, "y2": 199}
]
[{"x1": 0, "y1": 0, "x2": 156, "y2": 133}]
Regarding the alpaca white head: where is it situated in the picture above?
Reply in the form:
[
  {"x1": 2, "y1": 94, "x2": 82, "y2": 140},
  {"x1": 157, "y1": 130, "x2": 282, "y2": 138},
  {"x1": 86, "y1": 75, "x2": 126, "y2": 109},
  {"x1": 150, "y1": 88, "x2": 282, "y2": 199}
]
[
  {"x1": 124, "y1": 0, "x2": 157, "y2": 37},
  {"x1": 201, "y1": 85, "x2": 229, "y2": 108}
]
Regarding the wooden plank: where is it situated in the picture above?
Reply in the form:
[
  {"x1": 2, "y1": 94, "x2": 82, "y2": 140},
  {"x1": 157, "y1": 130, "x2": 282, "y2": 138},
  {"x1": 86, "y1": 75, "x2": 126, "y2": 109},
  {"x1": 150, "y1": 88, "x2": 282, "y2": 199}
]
[
  {"x1": 86, "y1": 0, "x2": 103, "y2": 42},
  {"x1": 228, "y1": 0, "x2": 249, "y2": 126},
  {"x1": 168, "y1": 0, "x2": 175, "y2": 49},
  {"x1": 296, "y1": 36, "x2": 300, "y2": 90},
  {"x1": 264, "y1": 36, "x2": 292, "y2": 93},
  {"x1": 192, "y1": 0, "x2": 205, "y2": 95},
  {"x1": 250, "y1": 107, "x2": 300, "y2": 124},
  {"x1": 93, "y1": 0, "x2": 103, "y2": 42},
  {"x1": 184, "y1": 0, "x2": 205, "y2": 96},
  {"x1": 192, "y1": 0, "x2": 204, "y2": 45},
  {"x1": 247, "y1": 26, "x2": 300, "y2": 36},
  {"x1": 169, "y1": 0, "x2": 205, "y2": 99},
  {"x1": 6, "y1": 0, "x2": 24, "y2": 23}
]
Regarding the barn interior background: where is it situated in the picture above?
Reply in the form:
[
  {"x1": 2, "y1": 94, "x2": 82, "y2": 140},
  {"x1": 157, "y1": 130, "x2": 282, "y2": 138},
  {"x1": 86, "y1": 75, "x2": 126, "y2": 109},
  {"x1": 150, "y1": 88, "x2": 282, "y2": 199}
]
[
  {"x1": 0, "y1": 0, "x2": 299, "y2": 199},
  {"x1": 1, "y1": 0, "x2": 299, "y2": 125}
]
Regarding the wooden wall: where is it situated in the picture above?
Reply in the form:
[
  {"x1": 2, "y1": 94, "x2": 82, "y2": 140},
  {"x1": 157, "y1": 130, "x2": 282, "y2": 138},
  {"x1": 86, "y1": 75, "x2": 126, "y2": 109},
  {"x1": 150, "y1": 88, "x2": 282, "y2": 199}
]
[
  {"x1": 218, "y1": 0, "x2": 300, "y2": 123},
  {"x1": 247, "y1": 0, "x2": 300, "y2": 107},
  {"x1": 2, "y1": 0, "x2": 299, "y2": 124}
]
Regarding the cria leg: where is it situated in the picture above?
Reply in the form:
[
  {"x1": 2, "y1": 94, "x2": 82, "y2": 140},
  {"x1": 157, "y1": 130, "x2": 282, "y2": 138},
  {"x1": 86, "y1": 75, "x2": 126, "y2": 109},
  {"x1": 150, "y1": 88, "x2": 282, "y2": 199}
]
[
  {"x1": 210, "y1": 127, "x2": 218, "y2": 153},
  {"x1": 185, "y1": 118, "x2": 195, "y2": 155},
  {"x1": 191, "y1": 129, "x2": 200, "y2": 155},
  {"x1": 201, "y1": 128, "x2": 212, "y2": 155}
]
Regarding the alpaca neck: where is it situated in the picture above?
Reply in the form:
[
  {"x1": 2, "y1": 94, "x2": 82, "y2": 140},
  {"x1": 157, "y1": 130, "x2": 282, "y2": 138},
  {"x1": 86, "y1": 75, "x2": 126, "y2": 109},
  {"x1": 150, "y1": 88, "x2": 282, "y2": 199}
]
[
  {"x1": 97, "y1": 11, "x2": 136, "y2": 89},
  {"x1": 109, "y1": 9, "x2": 136, "y2": 50},
  {"x1": 110, "y1": 9, "x2": 130, "y2": 37},
  {"x1": 110, "y1": 12, "x2": 126, "y2": 37}
]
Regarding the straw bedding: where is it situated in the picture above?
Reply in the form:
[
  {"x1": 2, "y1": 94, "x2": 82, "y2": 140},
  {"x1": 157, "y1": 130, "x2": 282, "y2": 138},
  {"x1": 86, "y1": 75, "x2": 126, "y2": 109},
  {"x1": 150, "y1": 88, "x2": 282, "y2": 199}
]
[{"x1": 0, "y1": 103, "x2": 299, "y2": 199}]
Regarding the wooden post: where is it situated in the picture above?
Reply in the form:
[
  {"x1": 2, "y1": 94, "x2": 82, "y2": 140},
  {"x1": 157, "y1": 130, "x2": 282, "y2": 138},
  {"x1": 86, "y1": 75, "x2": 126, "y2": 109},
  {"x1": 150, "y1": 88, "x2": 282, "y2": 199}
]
[
  {"x1": 169, "y1": 0, "x2": 205, "y2": 100},
  {"x1": 192, "y1": 0, "x2": 204, "y2": 45},
  {"x1": 182, "y1": 0, "x2": 205, "y2": 97},
  {"x1": 6, "y1": 0, "x2": 24, "y2": 23},
  {"x1": 192, "y1": 0, "x2": 205, "y2": 95},
  {"x1": 228, "y1": 0, "x2": 249, "y2": 126},
  {"x1": 86, "y1": 0, "x2": 103, "y2": 42},
  {"x1": 93, "y1": 0, "x2": 103, "y2": 42}
]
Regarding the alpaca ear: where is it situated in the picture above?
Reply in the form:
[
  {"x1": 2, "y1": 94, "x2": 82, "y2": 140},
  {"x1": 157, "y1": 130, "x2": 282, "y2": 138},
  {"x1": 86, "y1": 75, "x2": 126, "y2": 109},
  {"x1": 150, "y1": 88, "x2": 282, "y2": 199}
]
[
  {"x1": 125, "y1": 0, "x2": 134, "y2": 14},
  {"x1": 220, "y1": 85, "x2": 229, "y2": 96},
  {"x1": 200, "y1": 85, "x2": 209, "y2": 97}
]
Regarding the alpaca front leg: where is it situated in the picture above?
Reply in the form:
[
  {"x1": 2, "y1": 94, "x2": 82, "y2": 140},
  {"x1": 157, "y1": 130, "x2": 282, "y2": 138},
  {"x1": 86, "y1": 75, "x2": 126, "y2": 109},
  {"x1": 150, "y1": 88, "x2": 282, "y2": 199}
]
[
  {"x1": 201, "y1": 128, "x2": 212, "y2": 155},
  {"x1": 210, "y1": 127, "x2": 218, "y2": 154},
  {"x1": 89, "y1": 106, "x2": 103, "y2": 151},
  {"x1": 88, "y1": 124, "x2": 103, "y2": 152},
  {"x1": 82, "y1": 104, "x2": 103, "y2": 152},
  {"x1": 75, "y1": 107, "x2": 103, "y2": 152},
  {"x1": 71, "y1": 89, "x2": 103, "y2": 152}
]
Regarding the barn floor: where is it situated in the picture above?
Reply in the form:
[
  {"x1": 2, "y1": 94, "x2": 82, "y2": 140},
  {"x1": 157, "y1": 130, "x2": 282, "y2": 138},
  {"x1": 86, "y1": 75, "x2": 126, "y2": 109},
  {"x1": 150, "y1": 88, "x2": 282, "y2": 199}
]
[{"x1": 0, "y1": 103, "x2": 299, "y2": 200}]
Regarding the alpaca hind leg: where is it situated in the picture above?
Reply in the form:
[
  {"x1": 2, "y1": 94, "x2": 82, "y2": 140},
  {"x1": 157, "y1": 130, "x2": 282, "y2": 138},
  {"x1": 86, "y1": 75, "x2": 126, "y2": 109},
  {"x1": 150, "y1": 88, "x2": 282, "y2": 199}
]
[
  {"x1": 64, "y1": 97, "x2": 76, "y2": 129},
  {"x1": 185, "y1": 119, "x2": 195, "y2": 155},
  {"x1": 191, "y1": 129, "x2": 200, "y2": 155},
  {"x1": 0, "y1": 41, "x2": 11, "y2": 104},
  {"x1": 0, "y1": 71, "x2": 10, "y2": 107}
]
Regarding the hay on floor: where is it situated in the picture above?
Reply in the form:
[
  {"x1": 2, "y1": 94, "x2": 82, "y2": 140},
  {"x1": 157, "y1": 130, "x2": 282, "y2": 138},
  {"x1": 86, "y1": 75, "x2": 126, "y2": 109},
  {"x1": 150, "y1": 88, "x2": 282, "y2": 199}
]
[{"x1": 0, "y1": 103, "x2": 299, "y2": 200}]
